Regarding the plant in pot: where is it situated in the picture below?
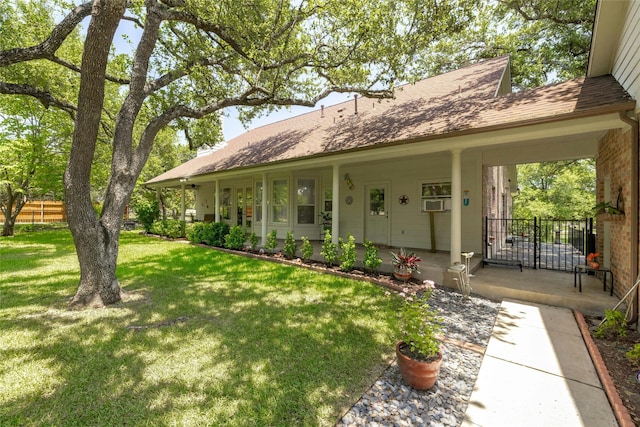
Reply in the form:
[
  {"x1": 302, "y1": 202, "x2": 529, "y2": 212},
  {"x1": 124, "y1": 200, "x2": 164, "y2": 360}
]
[
  {"x1": 587, "y1": 252, "x2": 600, "y2": 269},
  {"x1": 393, "y1": 280, "x2": 443, "y2": 390},
  {"x1": 390, "y1": 248, "x2": 421, "y2": 281}
]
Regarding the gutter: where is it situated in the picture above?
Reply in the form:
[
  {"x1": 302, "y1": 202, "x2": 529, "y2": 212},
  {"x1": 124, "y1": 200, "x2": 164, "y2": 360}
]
[{"x1": 619, "y1": 111, "x2": 639, "y2": 324}]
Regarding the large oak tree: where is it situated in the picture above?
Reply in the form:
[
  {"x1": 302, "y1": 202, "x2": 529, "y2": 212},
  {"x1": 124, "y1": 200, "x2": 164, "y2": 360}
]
[{"x1": 0, "y1": 0, "x2": 476, "y2": 307}]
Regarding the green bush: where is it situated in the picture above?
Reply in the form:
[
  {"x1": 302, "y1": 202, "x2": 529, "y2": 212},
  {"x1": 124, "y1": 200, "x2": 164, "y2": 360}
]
[
  {"x1": 224, "y1": 225, "x2": 246, "y2": 250},
  {"x1": 282, "y1": 231, "x2": 298, "y2": 259},
  {"x1": 264, "y1": 229, "x2": 278, "y2": 254},
  {"x1": 248, "y1": 232, "x2": 260, "y2": 251},
  {"x1": 300, "y1": 236, "x2": 313, "y2": 262},
  {"x1": 187, "y1": 222, "x2": 207, "y2": 243},
  {"x1": 208, "y1": 222, "x2": 230, "y2": 247},
  {"x1": 363, "y1": 239, "x2": 382, "y2": 272},
  {"x1": 339, "y1": 234, "x2": 357, "y2": 272},
  {"x1": 132, "y1": 197, "x2": 159, "y2": 233},
  {"x1": 150, "y1": 219, "x2": 186, "y2": 239},
  {"x1": 320, "y1": 229, "x2": 337, "y2": 266}
]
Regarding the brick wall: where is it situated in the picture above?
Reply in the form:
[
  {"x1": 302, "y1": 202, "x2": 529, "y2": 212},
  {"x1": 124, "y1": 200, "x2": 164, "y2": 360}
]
[{"x1": 596, "y1": 128, "x2": 633, "y2": 298}]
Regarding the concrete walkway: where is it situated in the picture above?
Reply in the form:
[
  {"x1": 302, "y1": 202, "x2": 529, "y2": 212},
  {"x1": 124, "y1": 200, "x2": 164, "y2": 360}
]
[{"x1": 462, "y1": 299, "x2": 618, "y2": 427}]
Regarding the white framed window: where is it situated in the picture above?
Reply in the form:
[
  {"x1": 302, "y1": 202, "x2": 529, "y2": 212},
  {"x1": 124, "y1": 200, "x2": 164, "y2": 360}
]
[
  {"x1": 271, "y1": 178, "x2": 288, "y2": 223},
  {"x1": 255, "y1": 181, "x2": 263, "y2": 222},
  {"x1": 296, "y1": 178, "x2": 316, "y2": 224},
  {"x1": 221, "y1": 187, "x2": 231, "y2": 220},
  {"x1": 420, "y1": 181, "x2": 451, "y2": 212}
]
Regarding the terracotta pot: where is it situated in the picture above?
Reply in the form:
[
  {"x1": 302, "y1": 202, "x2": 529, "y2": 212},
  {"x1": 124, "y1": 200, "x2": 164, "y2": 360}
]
[
  {"x1": 588, "y1": 261, "x2": 600, "y2": 269},
  {"x1": 393, "y1": 266, "x2": 412, "y2": 282},
  {"x1": 395, "y1": 341, "x2": 443, "y2": 390}
]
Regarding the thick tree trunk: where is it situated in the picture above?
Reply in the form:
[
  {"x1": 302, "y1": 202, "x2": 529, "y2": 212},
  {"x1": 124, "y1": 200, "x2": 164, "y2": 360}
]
[
  {"x1": 68, "y1": 220, "x2": 122, "y2": 308},
  {"x1": 2, "y1": 217, "x2": 15, "y2": 236},
  {"x1": 65, "y1": 0, "x2": 126, "y2": 309}
]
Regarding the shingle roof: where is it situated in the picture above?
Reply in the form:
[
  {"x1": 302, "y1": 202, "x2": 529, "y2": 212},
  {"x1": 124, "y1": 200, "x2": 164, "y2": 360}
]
[{"x1": 147, "y1": 56, "x2": 634, "y2": 185}]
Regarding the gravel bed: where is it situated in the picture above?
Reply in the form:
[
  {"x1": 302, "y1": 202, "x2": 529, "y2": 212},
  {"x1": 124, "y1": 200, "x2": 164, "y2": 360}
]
[{"x1": 337, "y1": 287, "x2": 501, "y2": 427}]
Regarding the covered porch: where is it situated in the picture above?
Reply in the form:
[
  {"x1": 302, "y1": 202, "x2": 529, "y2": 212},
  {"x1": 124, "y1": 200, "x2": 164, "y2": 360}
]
[{"x1": 298, "y1": 241, "x2": 620, "y2": 316}]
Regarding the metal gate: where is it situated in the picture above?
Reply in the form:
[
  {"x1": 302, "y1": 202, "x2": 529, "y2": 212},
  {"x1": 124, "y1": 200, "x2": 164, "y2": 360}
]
[{"x1": 484, "y1": 217, "x2": 595, "y2": 272}]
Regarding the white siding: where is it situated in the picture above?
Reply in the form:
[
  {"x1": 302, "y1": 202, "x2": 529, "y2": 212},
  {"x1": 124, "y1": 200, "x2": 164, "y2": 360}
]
[{"x1": 613, "y1": 0, "x2": 640, "y2": 113}]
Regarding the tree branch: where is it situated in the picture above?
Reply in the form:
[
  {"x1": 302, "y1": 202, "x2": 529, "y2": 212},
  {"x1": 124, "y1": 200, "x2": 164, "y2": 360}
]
[
  {"x1": 0, "y1": 82, "x2": 76, "y2": 117},
  {"x1": 0, "y1": 2, "x2": 93, "y2": 67}
]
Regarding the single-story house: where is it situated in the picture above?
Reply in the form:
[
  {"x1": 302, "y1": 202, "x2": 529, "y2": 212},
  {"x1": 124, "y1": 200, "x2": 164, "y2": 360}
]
[{"x1": 147, "y1": 0, "x2": 639, "y2": 321}]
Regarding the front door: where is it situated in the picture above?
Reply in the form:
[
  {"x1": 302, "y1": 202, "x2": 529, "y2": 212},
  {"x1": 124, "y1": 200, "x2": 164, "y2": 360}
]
[
  {"x1": 365, "y1": 183, "x2": 389, "y2": 245},
  {"x1": 236, "y1": 186, "x2": 253, "y2": 229}
]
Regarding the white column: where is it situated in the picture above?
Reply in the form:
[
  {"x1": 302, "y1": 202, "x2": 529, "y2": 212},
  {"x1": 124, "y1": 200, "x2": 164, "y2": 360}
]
[
  {"x1": 450, "y1": 148, "x2": 462, "y2": 264},
  {"x1": 261, "y1": 173, "x2": 268, "y2": 246},
  {"x1": 214, "y1": 180, "x2": 220, "y2": 222},
  {"x1": 332, "y1": 164, "x2": 340, "y2": 244},
  {"x1": 180, "y1": 184, "x2": 186, "y2": 221}
]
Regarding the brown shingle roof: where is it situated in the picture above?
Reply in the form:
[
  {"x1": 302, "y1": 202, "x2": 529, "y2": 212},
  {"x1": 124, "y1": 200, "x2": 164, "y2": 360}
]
[{"x1": 147, "y1": 56, "x2": 634, "y2": 185}]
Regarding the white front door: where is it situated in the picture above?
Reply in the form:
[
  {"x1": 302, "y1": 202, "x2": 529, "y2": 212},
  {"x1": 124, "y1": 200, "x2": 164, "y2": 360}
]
[{"x1": 365, "y1": 183, "x2": 389, "y2": 245}]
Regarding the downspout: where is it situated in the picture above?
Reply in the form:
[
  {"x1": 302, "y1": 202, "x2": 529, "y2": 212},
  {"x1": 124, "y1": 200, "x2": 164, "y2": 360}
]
[{"x1": 620, "y1": 111, "x2": 639, "y2": 324}]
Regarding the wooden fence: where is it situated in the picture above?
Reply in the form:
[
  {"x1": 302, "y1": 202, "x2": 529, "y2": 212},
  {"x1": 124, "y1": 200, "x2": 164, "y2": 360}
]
[{"x1": 14, "y1": 201, "x2": 66, "y2": 223}]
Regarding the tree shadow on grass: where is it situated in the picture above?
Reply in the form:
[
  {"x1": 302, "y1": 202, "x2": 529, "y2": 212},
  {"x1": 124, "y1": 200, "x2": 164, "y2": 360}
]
[{"x1": 1, "y1": 234, "x2": 396, "y2": 426}]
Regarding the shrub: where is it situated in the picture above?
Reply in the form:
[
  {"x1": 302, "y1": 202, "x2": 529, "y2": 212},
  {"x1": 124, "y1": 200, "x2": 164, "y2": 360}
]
[
  {"x1": 339, "y1": 234, "x2": 357, "y2": 272},
  {"x1": 320, "y1": 229, "x2": 337, "y2": 266},
  {"x1": 594, "y1": 309, "x2": 628, "y2": 338},
  {"x1": 224, "y1": 225, "x2": 246, "y2": 250},
  {"x1": 282, "y1": 231, "x2": 298, "y2": 259},
  {"x1": 363, "y1": 239, "x2": 382, "y2": 272},
  {"x1": 187, "y1": 222, "x2": 207, "y2": 243},
  {"x1": 208, "y1": 222, "x2": 230, "y2": 247},
  {"x1": 300, "y1": 236, "x2": 313, "y2": 262},
  {"x1": 248, "y1": 232, "x2": 260, "y2": 251},
  {"x1": 132, "y1": 197, "x2": 159, "y2": 233},
  {"x1": 150, "y1": 219, "x2": 186, "y2": 239},
  {"x1": 264, "y1": 229, "x2": 278, "y2": 254}
]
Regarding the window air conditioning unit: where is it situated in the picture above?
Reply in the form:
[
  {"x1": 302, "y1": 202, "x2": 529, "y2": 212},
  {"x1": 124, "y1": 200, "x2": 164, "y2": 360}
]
[{"x1": 422, "y1": 199, "x2": 445, "y2": 212}]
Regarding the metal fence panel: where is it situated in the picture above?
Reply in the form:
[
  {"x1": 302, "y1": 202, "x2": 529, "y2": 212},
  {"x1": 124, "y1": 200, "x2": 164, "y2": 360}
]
[{"x1": 485, "y1": 217, "x2": 594, "y2": 272}]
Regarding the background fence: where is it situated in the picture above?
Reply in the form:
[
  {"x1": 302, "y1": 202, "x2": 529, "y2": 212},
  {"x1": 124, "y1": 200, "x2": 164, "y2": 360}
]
[{"x1": 13, "y1": 201, "x2": 66, "y2": 223}]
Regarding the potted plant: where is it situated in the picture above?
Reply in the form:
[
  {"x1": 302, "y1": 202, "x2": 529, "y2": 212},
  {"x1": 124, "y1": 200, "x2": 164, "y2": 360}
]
[
  {"x1": 390, "y1": 248, "x2": 421, "y2": 281},
  {"x1": 394, "y1": 281, "x2": 443, "y2": 390},
  {"x1": 587, "y1": 252, "x2": 600, "y2": 269}
]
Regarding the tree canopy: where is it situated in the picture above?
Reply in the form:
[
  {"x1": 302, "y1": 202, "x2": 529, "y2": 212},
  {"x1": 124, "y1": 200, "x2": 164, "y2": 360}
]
[
  {"x1": 418, "y1": 0, "x2": 596, "y2": 89},
  {"x1": 0, "y1": 0, "x2": 479, "y2": 307},
  {"x1": 513, "y1": 159, "x2": 596, "y2": 219}
]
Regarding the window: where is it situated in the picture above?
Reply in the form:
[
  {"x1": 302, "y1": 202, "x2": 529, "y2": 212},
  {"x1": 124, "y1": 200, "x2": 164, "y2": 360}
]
[
  {"x1": 323, "y1": 189, "x2": 333, "y2": 213},
  {"x1": 255, "y1": 181, "x2": 262, "y2": 222},
  {"x1": 271, "y1": 178, "x2": 288, "y2": 223},
  {"x1": 297, "y1": 178, "x2": 316, "y2": 224},
  {"x1": 369, "y1": 188, "x2": 385, "y2": 215},
  {"x1": 221, "y1": 188, "x2": 231, "y2": 220}
]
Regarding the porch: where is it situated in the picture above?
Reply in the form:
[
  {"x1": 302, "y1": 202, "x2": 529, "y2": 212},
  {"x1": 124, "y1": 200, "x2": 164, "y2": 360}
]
[{"x1": 302, "y1": 242, "x2": 620, "y2": 316}]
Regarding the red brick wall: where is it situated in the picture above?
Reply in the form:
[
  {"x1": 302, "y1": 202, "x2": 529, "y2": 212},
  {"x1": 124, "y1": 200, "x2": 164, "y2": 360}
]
[{"x1": 596, "y1": 128, "x2": 633, "y2": 298}]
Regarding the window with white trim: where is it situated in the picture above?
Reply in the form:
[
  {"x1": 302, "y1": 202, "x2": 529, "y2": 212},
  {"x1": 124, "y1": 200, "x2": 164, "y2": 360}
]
[
  {"x1": 271, "y1": 178, "x2": 288, "y2": 223},
  {"x1": 296, "y1": 178, "x2": 316, "y2": 224}
]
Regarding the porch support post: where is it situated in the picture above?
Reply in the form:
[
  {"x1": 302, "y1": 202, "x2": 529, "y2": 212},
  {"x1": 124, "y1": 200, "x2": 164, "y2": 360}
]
[
  {"x1": 180, "y1": 184, "x2": 186, "y2": 222},
  {"x1": 450, "y1": 148, "x2": 462, "y2": 265},
  {"x1": 214, "y1": 180, "x2": 220, "y2": 222},
  {"x1": 332, "y1": 164, "x2": 340, "y2": 244},
  {"x1": 262, "y1": 173, "x2": 268, "y2": 246}
]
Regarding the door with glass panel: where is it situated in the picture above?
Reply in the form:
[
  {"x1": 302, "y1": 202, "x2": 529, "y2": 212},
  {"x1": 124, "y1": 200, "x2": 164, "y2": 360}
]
[
  {"x1": 364, "y1": 183, "x2": 389, "y2": 245},
  {"x1": 236, "y1": 186, "x2": 253, "y2": 228}
]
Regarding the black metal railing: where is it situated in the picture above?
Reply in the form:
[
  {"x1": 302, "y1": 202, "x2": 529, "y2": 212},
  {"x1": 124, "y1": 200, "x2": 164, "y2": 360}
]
[{"x1": 484, "y1": 217, "x2": 594, "y2": 272}]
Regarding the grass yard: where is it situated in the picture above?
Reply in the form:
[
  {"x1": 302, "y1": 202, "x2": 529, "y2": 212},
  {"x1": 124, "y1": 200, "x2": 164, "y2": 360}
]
[{"x1": 0, "y1": 229, "x2": 397, "y2": 426}]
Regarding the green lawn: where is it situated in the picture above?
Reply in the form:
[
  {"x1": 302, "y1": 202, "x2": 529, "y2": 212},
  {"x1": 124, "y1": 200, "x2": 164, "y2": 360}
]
[{"x1": 0, "y1": 229, "x2": 396, "y2": 426}]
